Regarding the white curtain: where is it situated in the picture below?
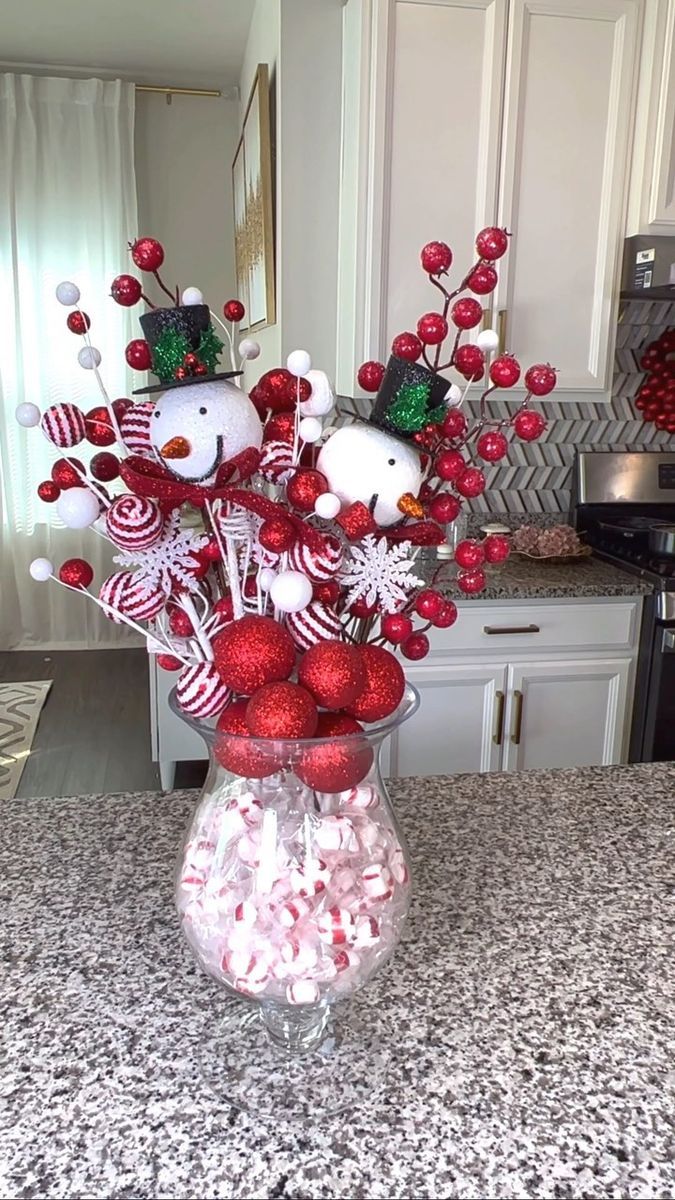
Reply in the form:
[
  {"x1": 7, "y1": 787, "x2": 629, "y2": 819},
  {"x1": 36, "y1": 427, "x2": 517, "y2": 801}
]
[{"x1": 0, "y1": 74, "x2": 139, "y2": 649}]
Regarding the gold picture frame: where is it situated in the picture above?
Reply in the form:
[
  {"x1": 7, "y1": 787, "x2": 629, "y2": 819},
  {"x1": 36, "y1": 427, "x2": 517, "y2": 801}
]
[{"x1": 232, "y1": 63, "x2": 276, "y2": 332}]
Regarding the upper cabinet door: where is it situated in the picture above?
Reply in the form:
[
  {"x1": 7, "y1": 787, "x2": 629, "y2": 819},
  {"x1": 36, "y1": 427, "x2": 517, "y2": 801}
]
[
  {"x1": 356, "y1": 0, "x2": 508, "y2": 360},
  {"x1": 494, "y1": 0, "x2": 642, "y2": 398},
  {"x1": 627, "y1": 0, "x2": 675, "y2": 234}
]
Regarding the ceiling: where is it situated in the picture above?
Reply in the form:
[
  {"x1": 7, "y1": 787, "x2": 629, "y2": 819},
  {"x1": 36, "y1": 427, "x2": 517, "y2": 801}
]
[{"x1": 0, "y1": 0, "x2": 256, "y2": 89}]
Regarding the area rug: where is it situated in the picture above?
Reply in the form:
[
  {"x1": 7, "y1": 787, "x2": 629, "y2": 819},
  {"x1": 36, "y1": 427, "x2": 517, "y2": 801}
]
[{"x1": 0, "y1": 681, "x2": 52, "y2": 799}]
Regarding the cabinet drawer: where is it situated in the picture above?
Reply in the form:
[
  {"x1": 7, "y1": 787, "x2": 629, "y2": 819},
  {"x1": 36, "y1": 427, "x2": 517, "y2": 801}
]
[{"x1": 426, "y1": 601, "x2": 640, "y2": 658}]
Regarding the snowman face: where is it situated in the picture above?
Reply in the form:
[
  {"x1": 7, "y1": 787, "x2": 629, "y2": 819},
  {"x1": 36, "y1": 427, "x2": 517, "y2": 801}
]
[
  {"x1": 316, "y1": 424, "x2": 423, "y2": 527},
  {"x1": 150, "y1": 380, "x2": 263, "y2": 483}
]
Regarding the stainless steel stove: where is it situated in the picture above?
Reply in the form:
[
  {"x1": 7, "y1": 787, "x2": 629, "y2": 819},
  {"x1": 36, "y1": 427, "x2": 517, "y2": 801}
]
[{"x1": 572, "y1": 451, "x2": 675, "y2": 762}]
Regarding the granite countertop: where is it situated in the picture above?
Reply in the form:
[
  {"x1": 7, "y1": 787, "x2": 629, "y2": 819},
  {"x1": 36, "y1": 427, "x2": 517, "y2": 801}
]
[
  {"x1": 4, "y1": 761, "x2": 675, "y2": 1199},
  {"x1": 425, "y1": 552, "x2": 654, "y2": 602}
]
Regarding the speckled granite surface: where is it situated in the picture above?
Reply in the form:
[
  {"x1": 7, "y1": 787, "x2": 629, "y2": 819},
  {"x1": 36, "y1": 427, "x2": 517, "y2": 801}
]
[
  {"x1": 424, "y1": 553, "x2": 652, "y2": 602},
  {"x1": 4, "y1": 762, "x2": 675, "y2": 1199}
]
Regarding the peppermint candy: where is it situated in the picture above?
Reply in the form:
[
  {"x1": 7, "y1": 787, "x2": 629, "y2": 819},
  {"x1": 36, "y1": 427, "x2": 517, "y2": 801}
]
[
  {"x1": 176, "y1": 663, "x2": 231, "y2": 719},
  {"x1": 285, "y1": 601, "x2": 342, "y2": 651},
  {"x1": 119, "y1": 400, "x2": 155, "y2": 457},
  {"x1": 288, "y1": 535, "x2": 342, "y2": 581},
  {"x1": 106, "y1": 494, "x2": 164, "y2": 550},
  {"x1": 259, "y1": 440, "x2": 294, "y2": 483},
  {"x1": 41, "y1": 403, "x2": 86, "y2": 448}
]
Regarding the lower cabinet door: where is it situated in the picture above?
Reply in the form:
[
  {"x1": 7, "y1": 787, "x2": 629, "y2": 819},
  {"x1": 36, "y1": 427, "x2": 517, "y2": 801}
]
[
  {"x1": 501, "y1": 657, "x2": 633, "y2": 772},
  {"x1": 387, "y1": 662, "x2": 507, "y2": 778}
]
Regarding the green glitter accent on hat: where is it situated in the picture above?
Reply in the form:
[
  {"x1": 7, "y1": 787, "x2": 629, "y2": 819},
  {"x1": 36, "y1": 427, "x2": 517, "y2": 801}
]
[
  {"x1": 197, "y1": 325, "x2": 225, "y2": 374},
  {"x1": 152, "y1": 327, "x2": 190, "y2": 380},
  {"x1": 388, "y1": 380, "x2": 446, "y2": 432}
]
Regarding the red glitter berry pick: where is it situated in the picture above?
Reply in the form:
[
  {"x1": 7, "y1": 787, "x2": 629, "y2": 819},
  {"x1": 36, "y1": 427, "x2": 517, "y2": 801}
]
[
  {"x1": 381, "y1": 613, "x2": 413, "y2": 645},
  {"x1": 111, "y1": 274, "x2": 142, "y2": 307},
  {"x1": 157, "y1": 654, "x2": 182, "y2": 672},
  {"x1": 455, "y1": 467, "x2": 486, "y2": 499},
  {"x1": 415, "y1": 589, "x2": 444, "y2": 621},
  {"x1": 454, "y1": 343, "x2": 485, "y2": 380},
  {"x1": 37, "y1": 480, "x2": 60, "y2": 503},
  {"x1": 417, "y1": 312, "x2": 448, "y2": 346},
  {"x1": 467, "y1": 264, "x2": 498, "y2": 295},
  {"x1": 441, "y1": 409, "x2": 467, "y2": 440},
  {"x1": 66, "y1": 310, "x2": 91, "y2": 335},
  {"x1": 490, "y1": 354, "x2": 521, "y2": 388},
  {"x1": 58, "y1": 558, "x2": 93, "y2": 589},
  {"x1": 457, "y1": 567, "x2": 487, "y2": 595},
  {"x1": 432, "y1": 599, "x2": 458, "y2": 629},
  {"x1": 391, "y1": 332, "x2": 423, "y2": 362},
  {"x1": 435, "y1": 450, "x2": 465, "y2": 482},
  {"x1": 259, "y1": 515, "x2": 297, "y2": 554},
  {"x1": 286, "y1": 469, "x2": 328, "y2": 513},
  {"x1": 451, "y1": 298, "x2": 483, "y2": 330},
  {"x1": 51, "y1": 457, "x2": 85, "y2": 489},
  {"x1": 513, "y1": 409, "x2": 546, "y2": 442},
  {"x1": 429, "y1": 492, "x2": 461, "y2": 524},
  {"x1": 223, "y1": 299, "x2": 245, "y2": 323},
  {"x1": 90, "y1": 452, "x2": 120, "y2": 482},
  {"x1": 476, "y1": 430, "x2": 509, "y2": 462},
  {"x1": 130, "y1": 237, "x2": 164, "y2": 272},
  {"x1": 125, "y1": 339, "x2": 152, "y2": 371},
  {"x1": 85, "y1": 406, "x2": 116, "y2": 447},
  {"x1": 357, "y1": 361, "x2": 386, "y2": 393},
  {"x1": 298, "y1": 641, "x2": 366, "y2": 710},
  {"x1": 454, "y1": 539, "x2": 486, "y2": 569},
  {"x1": 475, "y1": 227, "x2": 509, "y2": 260},
  {"x1": 246, "y1": 682, "x2": 318, "y2": 739},
  {"x1": 524, "y1": 363, "x2": 557, "y2": 396},
  {"x1": 420, "y1": 241, "x2": 453, "y2": 275},
  {"x1": 401, "y1": 632, "x2": 430, "y2": 661},
  {"x1": 257, "y1": 367, "x2": 297, "y2": 413},
  {"x1": 484, "y1": 534, "x2": 511, "y2": 564}
]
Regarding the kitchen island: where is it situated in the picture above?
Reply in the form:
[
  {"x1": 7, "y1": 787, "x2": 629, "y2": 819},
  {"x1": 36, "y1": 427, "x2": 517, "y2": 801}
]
[{"x1": 3, "y1": 762, "x2": 675, "y2": 1199}]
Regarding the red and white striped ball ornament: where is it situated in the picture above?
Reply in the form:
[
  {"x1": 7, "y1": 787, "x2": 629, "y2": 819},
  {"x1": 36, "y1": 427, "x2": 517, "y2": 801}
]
[
  {"x1": 119, "y1": 400, "x2": 155, "y2": 457},
  {"x1": 105, "y1": 494, "x2": 164, "y2": 550},
  {"x1": 41, "y1": 403, "x2": 87, "y2": 448},
  {"x1": 288, "y1": 534, "x2": 342, "y2": 582},
  {"x1": 99, "y1": 571, "x2": 165, "y2": 623},
  {"x1": 176, "y1": 663, "x2": 231, "y2": 718},
  {"x1": 259, "y1": 439, "x2": 294, "y2": 483},
  {"x1": 285, "y1": 601, "x2": 342, "y2": 651}
]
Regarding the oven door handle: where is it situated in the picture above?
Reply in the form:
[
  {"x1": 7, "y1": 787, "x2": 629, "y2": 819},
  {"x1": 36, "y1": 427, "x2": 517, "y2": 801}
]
[{"x1": 663, "y1": 629, "x2": 675, "y2": 652}]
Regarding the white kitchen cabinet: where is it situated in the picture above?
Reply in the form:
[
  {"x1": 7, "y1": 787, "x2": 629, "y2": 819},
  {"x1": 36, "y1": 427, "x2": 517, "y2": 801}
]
[
  {"x1": 500, "y1": 657, "x2": 633, "y2": 772},
  {"x1": 627, "y1": 0, "x2": 675, "y2": 235},
  {"x1": 149, "y1": 655, "x2": 206, "y2": 790},
  {"x1": 388, "y1": 661, "x2": 507, "y2": 777}
]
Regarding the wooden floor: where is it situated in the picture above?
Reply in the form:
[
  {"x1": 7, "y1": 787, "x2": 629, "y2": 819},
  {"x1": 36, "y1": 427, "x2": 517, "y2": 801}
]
[{"x1": 0, "y1": 649, "x2": 206, "y2": 798}]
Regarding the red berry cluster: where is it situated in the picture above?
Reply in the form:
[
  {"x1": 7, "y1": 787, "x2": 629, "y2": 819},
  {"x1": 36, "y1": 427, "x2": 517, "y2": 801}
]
[
  {"x1": 251, "y1": 368, "x2": 312, "y2": 415},
  {"x1": 634, "y1": 330, "x2": 675, "y2": 434}
]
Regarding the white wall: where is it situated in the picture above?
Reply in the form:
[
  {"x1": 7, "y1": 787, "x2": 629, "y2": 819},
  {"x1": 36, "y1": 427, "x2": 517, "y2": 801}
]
[{"x1": 134, "y1": 91, "x2": 239, "y2": 315}]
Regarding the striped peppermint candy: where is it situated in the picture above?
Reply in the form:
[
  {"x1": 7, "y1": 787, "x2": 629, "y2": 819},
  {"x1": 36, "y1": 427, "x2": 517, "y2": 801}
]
[
  {"x1": 106, "y1": 494, "x2": 164, "y2": 550},
  {"x1": 259, "y1": 439, "x2": 294, "y2": 483},
  {"x1": 99, "y1": 571, "x2": 131, "y2": 624},
  {"x1": 176, "y1": 663, "x2": 231, "y2": 719},
  {"x1": 286, "y1": 601, "x2": 342, "y2": 651},
  {"x1": 288, "y1": 535, "x2": 342, "y2": 582},
  {"x1": 99, "y1": 570, "x2": 164, "y2": 622},
  {"x1": 41, "y1": 403, "x2": 87, "y2": 448},
  {"x1": 119, "y1": 400, "x2": 155, "y2": 457}
]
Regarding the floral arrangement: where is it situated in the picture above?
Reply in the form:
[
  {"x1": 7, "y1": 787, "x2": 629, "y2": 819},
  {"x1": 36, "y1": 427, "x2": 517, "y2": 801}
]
[{"x1": 17, "y1": 228, "x2": 557, "y2": 787}]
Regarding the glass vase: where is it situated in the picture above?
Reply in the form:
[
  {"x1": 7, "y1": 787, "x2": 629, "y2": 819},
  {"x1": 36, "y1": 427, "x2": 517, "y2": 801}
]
[{"x1": 171, "y1": 683, "x2": 419, "y2": 1116}]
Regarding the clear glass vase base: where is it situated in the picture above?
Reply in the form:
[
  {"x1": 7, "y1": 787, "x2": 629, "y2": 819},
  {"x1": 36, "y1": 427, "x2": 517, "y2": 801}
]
[{"x1": 196, "y1": 1001, "x2": 392, "y2": 1120}]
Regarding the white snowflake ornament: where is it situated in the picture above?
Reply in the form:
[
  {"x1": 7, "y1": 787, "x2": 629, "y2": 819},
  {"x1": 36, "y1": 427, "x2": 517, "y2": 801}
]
[
  {"x1": 113, "y1": 510, "x2": 208, "y2": 597},
  {"x1": 339, "y1": 536, "x2": 423, "y2": 613}
]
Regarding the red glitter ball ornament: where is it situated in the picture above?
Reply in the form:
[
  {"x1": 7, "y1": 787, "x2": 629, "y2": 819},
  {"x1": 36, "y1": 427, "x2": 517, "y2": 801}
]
[
  {"x1": 401, "y1": 632, "x2": 429, "y2": 661},
  {"x1": 429, "y1": 492, "x2": 461, "y2": 524},
  {"x1": 37, "y1": 480, "x2": 60, "y2": 503},
  {"x1": 259, "y1": 515, "x2": 297, "y2": 554},
  {"x1": 441, "y1": 409, "x2": 467, "y2": 440},
  {"x1": 223, "y1": 299, "x2": 245, "y2": 322},
  {"x1": 130, "y1": 237, "x2": 164, "y2": 272},
  {"x1": 457, "y1": 567, "x2": 487, "y2": 595},
  {"x1": 296, "y1": 712, "x2": 373, "y2": 792},
  {"x1": 476, "y1": 430, "x2": 509, "y2": 462},
  {"x1": 51, "y1": 457, "x2": 84, "y2": 489},
  {"x1": 264, "y1": 411, "x2": 295, "y2": 445},
  {"x1": 490, "y1": 354, "x2": 521, "y2": 388},
  {"x1": 357, "y1": 361, "x2": 386, "y2": 393},
  {"x1": 90, "y1": 452, "x2": 120, "y2": 482},
  {"x1": 381, "y1": 613, "x2": 413, "y2": 645},
  {"x1": 169, "y1": 608, "x2": 194, "y2": 637},
  {"x1": 435, "y1": 450, "x2": 465, "y2": 482},
  {"x1": 345, "y1": 644, "x2": 405, "y2": 723},
  {"x1": 125, "y1": 339, "x2": 152, "y2": 371},
  {"x1": 484, "y1": 534, "x2": 510, "y2": 563},
  {"x1": 417, "y1": 312, "x2": 448, "y2": 346},
  {"x1": 392, "y1": 331, "x2": 423, "y2": 362},
  {"x1": 246, "y1": 682, "x2": 318, "y2": 739},
  {"x1": 58, "y1": 558, "x2": 93, "y2": 589},
  {"x1": 454, "y1": 539, "x2": 486, "y2": 569},
  {"x1": 349, "y1": 596, "x2": 378, "y2": 618},
  {"x1": 415, "y1": 589, "x2": 444, "y2": 620},
  {"x1": 298, "y1": 640, "x2": 366, "y2": 710},
  {"x1": 258, "y1": 367, "x2": 296, "y2": 413},
  {"x1": 85, "y1": 406, "x2": 116, "y2": 447},
  {"x1": 66, "y1": 310, "x2": 90, "y2": 335},
  {"x1": 432, "y1": 599, "x2": 458, "y2": 628},
  {"x1": 111, "y1": 274, "x2": 142, "y2": 307},
  {"x1": 200, "y1": 537, "x2": 222, "y2": 563},
  {"x1": 420, "y1": 241, "x2": 453, "y2": 275},
  {"x1": 313, "y1": 580, "x2": 341, "y2": 605},
  {"x1": 112, "y1": 398, "x2": 132, "y2": 421},
  {"x1": 513, "y1": 409, "x2": 546, "y2": 442},
  {"x1": 455, "y1": 467, "x2": 486, "y2": 499},
  {"x1": 286, "y1": 469, "x2": 328, "y2": 513},
  {"x1": 454, "y1": 343, "x2": 485, "y2": 380},
  {"x1": 214, "y1": 596, "x2": 235, "y2": 622},
  {"x1": 157, "y1": 654, "x2": 182, "y2": 671},
  {"x1": 475, "y1": 227, "x2": 509, "y2": 260},
  {"x1": 467, "y1": 264, "x2": 498, "y2": 295},
  {"x1": 214, "y1": 615, "x2": 295, "y2": 696},
  {"x1": 451, "y1": 297, "x2": 483, "y2": 330},
  {"x1": 215, "y1": 700, "x2": 281, "y2": 778},
  {"x1": 524, "y1": 363, "x2": 557, "y2": 396}
]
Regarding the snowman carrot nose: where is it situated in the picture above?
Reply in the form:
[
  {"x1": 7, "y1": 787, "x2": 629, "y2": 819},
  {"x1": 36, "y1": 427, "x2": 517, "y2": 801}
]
[{"x1": 161, "y1": 436, "x2": 191, "y2": 460}]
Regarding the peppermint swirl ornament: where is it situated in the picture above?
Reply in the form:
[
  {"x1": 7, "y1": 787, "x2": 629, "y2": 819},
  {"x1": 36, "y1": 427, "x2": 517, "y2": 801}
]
[
  {"x1": 259, "y1": 439, "x2": 294, "y2": 483},
  {"x1": 288, "y1": 535, "x2": 342, "y2": 582},
  {"x1": 119, "y1": 400, "x2": 155, "y2": 457},
  {"x1": 41, "y1": 403, "x2": 87, "y2": 448},
  {"x1": 99, "y1": 570, "x2": 165, "y2": 622},
  {"x1": 285, "y1": 601, "x2": 342, "y2": 651},
  {"x1": 176, "y1": 663, "x2": 231, "y2": 719},
  {"x1": 106, "y1": 494, "x2": 164, "y2": 550}
]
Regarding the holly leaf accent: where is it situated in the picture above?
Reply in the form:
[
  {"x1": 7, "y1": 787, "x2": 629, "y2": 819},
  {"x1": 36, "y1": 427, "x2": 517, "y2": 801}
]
[
  {"x1": 197, "y1": 325, "x2": 225, "y2": 374},
  {"x1": 152, "y1": 328, "x2": 190, "y2": 380},
  {"x1": 388, "y1": 381, "x2": 445, "y2": 432}
]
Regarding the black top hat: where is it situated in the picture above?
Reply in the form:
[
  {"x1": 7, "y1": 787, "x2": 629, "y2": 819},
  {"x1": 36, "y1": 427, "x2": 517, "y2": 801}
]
[
  {"x1": 367, "y1": 356, "x2": 449, "y2": 445},
  {"x1": 132, "y1": 304, "x2": 242, "y2": 395}
]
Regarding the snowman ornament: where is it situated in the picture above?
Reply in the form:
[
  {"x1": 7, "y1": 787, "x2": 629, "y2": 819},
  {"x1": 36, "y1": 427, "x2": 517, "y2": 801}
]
[{"x1": 150, "y1": 379, "x2": 262, "y2": 484}]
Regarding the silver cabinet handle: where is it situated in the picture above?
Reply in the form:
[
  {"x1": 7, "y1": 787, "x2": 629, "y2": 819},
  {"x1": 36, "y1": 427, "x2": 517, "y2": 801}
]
[
  {"x1": 483, "y1": 624, "x2": 540, "y2": 635},
  {"x1": 663, "y1": 629, "x2": 675, "y2": 652}
]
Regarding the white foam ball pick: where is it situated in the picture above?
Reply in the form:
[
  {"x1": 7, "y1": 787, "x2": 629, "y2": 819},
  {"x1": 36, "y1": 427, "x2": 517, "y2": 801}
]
[
  {"x1": 78, "y1": 346, "x2": 101, "y2": 370},
  {"x1": 270, "y1": 570, "x2": 313, "y2": 613},
  {"x1": 314, "y1": 492, "x2": 341, "y2": 520},
  {"x1": 299, "y1": 416, "x2": 322, "y2": 444},
  {"x1": 299, "y1": 370, "x2": 335, "y2": 417},
  {"x1": 259, "y1": 567, "x2": 277, "y2": 591},
  {"x1": 30, "y1": 557, "x2": 53, "y2": 582},
  {"x1": 55, "y1": 281, "x2": 80, "y2": 306},
  {"x1": 239, "y1": 338, "x2": 261, "y2": 361},
  {"x1": 476, "y1": 329, "x2": 500, "y2": 353},
  {"x1": 287, "y1": 350, "x2": 312, "y2": 378},
  {"x1": 15, "y1": 402, "x2": 41, "y2": 428},
  {"x1": 56, "y1": 486, "x2": 101, "y2": 529},
  {"x1": 181, "y1": 287, "x2": 204, "y2": 306},
  {"x1": 444, "y1": 383, "x2": 462, "y2": 405}
]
